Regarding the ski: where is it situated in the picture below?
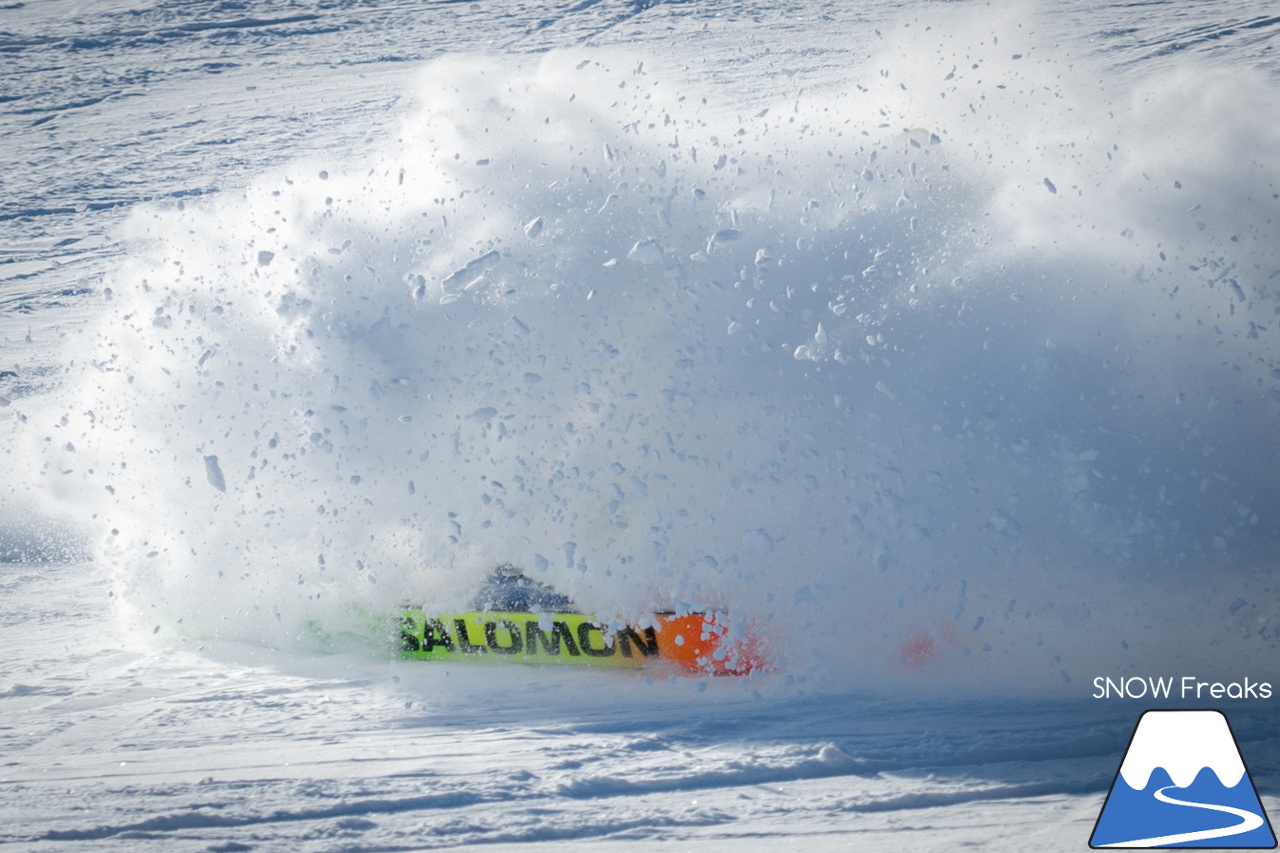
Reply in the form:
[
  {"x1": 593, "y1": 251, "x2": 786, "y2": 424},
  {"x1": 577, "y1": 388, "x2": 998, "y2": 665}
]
[{"x1": 399, "y1": 609, "x2": 765, "y2": 676}]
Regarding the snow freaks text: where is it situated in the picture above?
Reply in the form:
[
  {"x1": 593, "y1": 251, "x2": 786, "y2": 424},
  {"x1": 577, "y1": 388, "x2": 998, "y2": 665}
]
[{"x1": 1092, "y1": 676, "x2": 1273, "y2": 700}]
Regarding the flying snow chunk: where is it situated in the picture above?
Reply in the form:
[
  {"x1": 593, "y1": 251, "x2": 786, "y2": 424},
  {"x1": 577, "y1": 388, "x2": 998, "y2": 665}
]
[
  {"x1": 443, "y1": 250, "x2": 500, "y2": 287},
  {"x1": 523, "y1": 217, "x2": 544, "y2": 239},
  {"x1": 794, "y1": 323, "x2": 828, "y2": 361},
  {"x1": 203, "y1": 455, "x2": 227, "y2": 492},
  {"x1": 627, "y1": 238, "x2": 664, "y2": 264},
  {"x1": 743, "y1": 528, "x2": 775, "y2": 553},
  {"x1": 873, "y1": 541, "x2": 892, "y2": 571}
]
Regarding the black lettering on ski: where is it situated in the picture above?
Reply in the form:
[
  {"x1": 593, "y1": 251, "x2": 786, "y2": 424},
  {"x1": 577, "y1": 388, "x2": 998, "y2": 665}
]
[
  {"x1": 400, "y1": 616, "x2": 422, "y2": 652},
  {"x1": 525, "y1": 620, "x2": 580, "y2": 656},
  {"x1": 577, "y1": 622, "x2": 616, "y2": 658},
  {"x1": 422, "y1": 618, "x2": 456, "y2": 652},
  {"x1": 484, "y1": 619, "x2": 523, "y2": 654},
  {"x1": 454, "y1": 618, "x2": 487, "y2": 654},
  {"x1": 616, "y1": 626, "x2": 659, "y2": 658}
]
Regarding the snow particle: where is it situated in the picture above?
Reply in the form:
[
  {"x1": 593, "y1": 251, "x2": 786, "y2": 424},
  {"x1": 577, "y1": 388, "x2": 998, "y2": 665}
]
[
  {"x1": 627, "y1": 238, "x2": 664, "y2": 264},
  {"x1": 743, "y1": 528, "x2": 775, "y2": 553},
  {"x1": 203, "y1": 455, "x2": 227, "y2": 493}
]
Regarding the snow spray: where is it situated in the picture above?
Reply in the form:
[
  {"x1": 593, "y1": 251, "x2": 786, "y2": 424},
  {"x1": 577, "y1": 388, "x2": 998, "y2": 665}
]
[{"x1": 11, "y1": 7, "x2": 1280, "y2": 691}]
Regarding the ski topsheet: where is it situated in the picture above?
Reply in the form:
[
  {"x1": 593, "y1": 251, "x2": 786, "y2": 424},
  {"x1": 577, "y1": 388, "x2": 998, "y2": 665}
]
[{"x1": 399, "y1": 609, "x2": 766, "y2": 676}]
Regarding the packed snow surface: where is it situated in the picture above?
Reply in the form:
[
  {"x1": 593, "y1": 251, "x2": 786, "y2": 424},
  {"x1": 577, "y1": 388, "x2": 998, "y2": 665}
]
[{"x1": 3, "y1": 0, "x2": 1280, "y2": 848}]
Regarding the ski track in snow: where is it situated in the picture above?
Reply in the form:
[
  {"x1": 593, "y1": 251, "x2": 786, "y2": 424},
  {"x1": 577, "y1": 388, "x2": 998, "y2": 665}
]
[{"x1": 4, "y1": 0, "x2": 1280, "y2": 849}]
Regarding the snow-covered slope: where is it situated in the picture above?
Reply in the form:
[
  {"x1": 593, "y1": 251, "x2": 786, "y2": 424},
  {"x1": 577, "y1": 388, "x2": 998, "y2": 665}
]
[{"x1": 0, "y1": 561, "x2": 1160, "y2": 851}]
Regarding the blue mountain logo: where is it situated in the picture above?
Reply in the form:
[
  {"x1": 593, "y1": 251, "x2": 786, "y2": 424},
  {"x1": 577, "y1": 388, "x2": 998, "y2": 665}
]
[{"x1": 1091, "y1": 710, "x2": 1276, "y2": 848}]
